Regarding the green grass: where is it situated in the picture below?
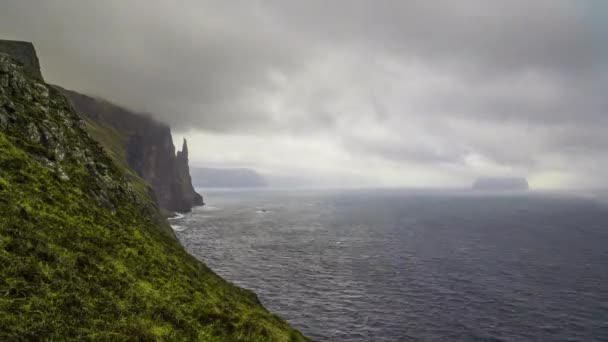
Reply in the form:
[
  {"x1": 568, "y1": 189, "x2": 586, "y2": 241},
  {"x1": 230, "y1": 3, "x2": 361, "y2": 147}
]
[
  {"x1": 0, "y1": 53, "x2": 307, "y2": 341},
  {"x1": 82, "y1": 117, "x2": 128, "y2": 167}
]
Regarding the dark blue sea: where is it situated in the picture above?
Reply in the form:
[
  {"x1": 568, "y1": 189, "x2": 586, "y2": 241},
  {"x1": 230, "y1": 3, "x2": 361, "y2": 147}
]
[{"x1": 170, "y1": 189, "x2": 608, "y2": 341}]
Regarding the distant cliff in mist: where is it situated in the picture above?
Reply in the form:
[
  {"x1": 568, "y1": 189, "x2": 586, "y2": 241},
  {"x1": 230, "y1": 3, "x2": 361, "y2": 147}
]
[
  {"x1": 57, "y1": 87, "x2": 203, "y2": 214},
  {"x1": 472, "y1": 177, "x2": 529, "y2": 191},
  {"x1": 191, "y1": 167, "x2": 267, "y2": 188}
]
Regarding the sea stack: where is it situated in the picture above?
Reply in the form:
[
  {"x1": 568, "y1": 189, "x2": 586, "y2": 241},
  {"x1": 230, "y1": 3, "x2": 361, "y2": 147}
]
[{"x1": 175, "y1": 138, "x2": 204, "y2": 207}]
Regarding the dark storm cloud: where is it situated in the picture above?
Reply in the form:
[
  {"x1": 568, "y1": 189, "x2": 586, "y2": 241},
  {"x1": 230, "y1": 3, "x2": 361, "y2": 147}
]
[
  {"x1": 266, "y1": 1, "x2": 600, "y2": 73},
  {"x1": 0, "y1": 0, "x2": 606, "y2": 186},
  {"x1": 0, "y1": 0, "x2": 308, "y2": 131}
]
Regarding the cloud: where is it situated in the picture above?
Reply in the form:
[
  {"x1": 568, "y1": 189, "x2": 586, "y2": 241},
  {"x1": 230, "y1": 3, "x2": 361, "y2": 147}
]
[{"x1": 1, "y1": 0, "x2": 606, "y2": 187}]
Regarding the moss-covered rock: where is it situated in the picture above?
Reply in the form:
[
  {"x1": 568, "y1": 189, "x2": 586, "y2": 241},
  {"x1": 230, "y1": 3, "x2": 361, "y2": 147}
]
[{"x1": 0, "y1": 49, "x2": 306, "y2": 341}]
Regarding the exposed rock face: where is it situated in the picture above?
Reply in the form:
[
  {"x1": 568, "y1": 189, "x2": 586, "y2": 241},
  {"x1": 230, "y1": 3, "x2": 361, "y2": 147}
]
[
  {"x1": 0, "y1": 40, "x2": 42, "y2": 80},
  {"x1": 57, "y1": 87, "x2": 203, "y2": 214},
  {"x1": 175, "y1": 139, "x2": 204, "y2": 206},
  {"x1": 0, "y1": 48, "x2": 169, "y2": 232}
]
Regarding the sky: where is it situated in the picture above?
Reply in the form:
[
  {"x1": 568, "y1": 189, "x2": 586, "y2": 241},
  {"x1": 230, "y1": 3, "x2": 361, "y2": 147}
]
[{"x1": 1, "y1": 1, "x2": 607, "y2": 188}]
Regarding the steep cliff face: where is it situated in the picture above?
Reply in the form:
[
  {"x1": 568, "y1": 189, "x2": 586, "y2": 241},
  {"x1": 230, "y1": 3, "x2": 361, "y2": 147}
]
[
  {"x1": 57, "y1": 87, "x2": 203, "y2": 214},
  {"x1": 0, "y1": 41, "x2": 305, "y2": 340}
]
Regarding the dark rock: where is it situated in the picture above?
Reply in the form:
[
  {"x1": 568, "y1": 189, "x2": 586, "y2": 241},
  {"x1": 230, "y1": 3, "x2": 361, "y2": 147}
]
[
  {"x1": 176, "y1": 139, "x2": 205, "y2": 206},
  {"x1": 0, "y1": 107, "x2": 7, "y2": 129},
  {"x1": 0, "y1": 40, "x2": 43, "y2": 80},
  {"x1": 26, "y1": 123, "x2": 40, "y2": 144}
]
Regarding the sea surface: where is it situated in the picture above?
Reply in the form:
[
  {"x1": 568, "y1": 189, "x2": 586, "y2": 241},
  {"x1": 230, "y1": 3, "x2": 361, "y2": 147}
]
[{"x1": 170, "y1": 189, "x2": 608, "y2": 341}]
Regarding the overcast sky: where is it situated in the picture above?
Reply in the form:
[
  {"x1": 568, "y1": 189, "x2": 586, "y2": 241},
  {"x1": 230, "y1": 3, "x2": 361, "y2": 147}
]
[{"x1": 1, "y1": 1, "x2": 607, "y2": 188}]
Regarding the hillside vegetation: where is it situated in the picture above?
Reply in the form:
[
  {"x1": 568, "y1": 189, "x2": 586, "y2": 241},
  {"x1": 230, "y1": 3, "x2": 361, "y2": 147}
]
[{"x1": 0, "y1": 52, "x2": 306, "y2": 341}]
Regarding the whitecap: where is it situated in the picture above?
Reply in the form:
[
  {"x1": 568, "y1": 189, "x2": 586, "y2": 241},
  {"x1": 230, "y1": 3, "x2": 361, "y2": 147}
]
[
  {"x1": 170, "y1": 224, "x2": 187, "y2": 232},
  {"x1": 168, "y1": 212, "x2": 186, "y2": 221}
]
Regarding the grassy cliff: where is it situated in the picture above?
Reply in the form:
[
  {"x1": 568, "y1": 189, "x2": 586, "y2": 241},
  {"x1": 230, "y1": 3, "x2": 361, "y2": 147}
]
[
  {"x1": 55, "y1": 87, "x2": 204, "y2": 215},
  {"x1": 0, "y1": 50, "x2": 306, "y2": 340}
]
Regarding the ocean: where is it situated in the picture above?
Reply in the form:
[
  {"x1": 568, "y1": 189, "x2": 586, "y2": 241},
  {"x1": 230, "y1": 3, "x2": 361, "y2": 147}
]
[{"x1": 170, "y1": 189, "x2": 608, "y2": 341}]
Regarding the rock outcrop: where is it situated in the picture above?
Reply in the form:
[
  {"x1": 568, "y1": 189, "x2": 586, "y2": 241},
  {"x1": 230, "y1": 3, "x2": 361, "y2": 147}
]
[
  {"x1": 0, "y1": 40, "x2": 306, "y2": 340},
  {"x1": 0, "y1": 40, "x2": 42, "y2": 79},
  {"x1": 175, "y1": 138, "x2": 204, "y2": 206},
  {"x1": 57, "y1": 87, "x2": 203, "y2": 215}
]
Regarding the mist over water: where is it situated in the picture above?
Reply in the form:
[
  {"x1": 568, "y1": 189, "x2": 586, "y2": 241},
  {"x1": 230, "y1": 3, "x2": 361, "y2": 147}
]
[{"x1": 172, "y1": 189, "x2": 608, "y2": 341}]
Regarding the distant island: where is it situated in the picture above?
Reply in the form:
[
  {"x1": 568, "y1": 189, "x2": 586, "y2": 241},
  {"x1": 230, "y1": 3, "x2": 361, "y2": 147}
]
[
  {"x1": 191, "y1": 167, "x2": 267, "y2": 188},
  {"x1": 472, "y1": 177, "x2": 529, "y2": 191}
]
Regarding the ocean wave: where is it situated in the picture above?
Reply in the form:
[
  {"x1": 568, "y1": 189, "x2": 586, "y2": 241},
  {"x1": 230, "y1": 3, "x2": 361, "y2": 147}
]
[
  {"x1": 170, "y1": 224, "x2": 187, "y2": 232},
  {"x1": 167, "y1": 212, "x2": 186, "y2": 220}
]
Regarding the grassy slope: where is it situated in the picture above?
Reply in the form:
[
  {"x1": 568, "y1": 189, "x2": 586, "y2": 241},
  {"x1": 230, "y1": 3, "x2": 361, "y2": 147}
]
[{"x1": 0, "y1": 54, "x2": 306, "y2": 340}]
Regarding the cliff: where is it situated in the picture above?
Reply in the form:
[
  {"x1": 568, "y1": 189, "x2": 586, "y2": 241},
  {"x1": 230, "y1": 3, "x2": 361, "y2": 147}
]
[
  {"x1": 56, "y1": 87, "x2": 203, "y2": 215},
  {"x1": 0, "y1": 42, "x2": 306, "y2": 340}
]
